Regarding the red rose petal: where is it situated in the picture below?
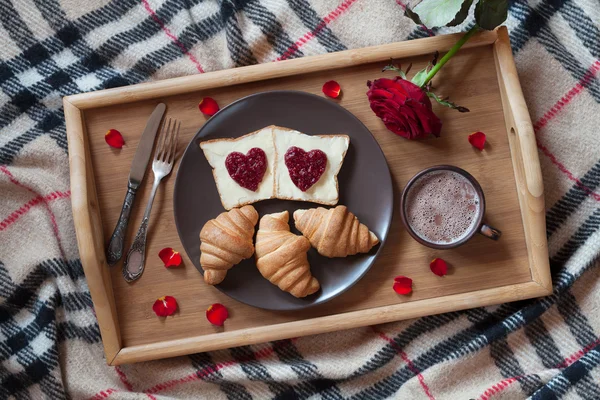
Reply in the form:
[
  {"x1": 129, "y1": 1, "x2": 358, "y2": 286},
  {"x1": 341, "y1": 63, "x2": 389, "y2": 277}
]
[
  {"x1": 430, "y1": 258, "x2": 448, "y2": 277},
  {"x1": 105, "y1": 129, "x2": 124, "y2": 148},
  {"x1": 468, "y1": 131, "x2": 486, "y2": 150},
  {"x1": 393, "y1": 276, "x2": 412, "y2": 295},
  {"x1": 199, "y1": 97, "x2": 219, "y2": 116},
  {"x1": 152, "y1": 296, "x2": 177, "y2": 317},
  {"x1": 322, "y1": 80, "x2": 341, "y2": 98},
  {"x1": 158, "y1": 247, "x2": 182, "y2": 268},
  {"x1": 206, "y1": 303, "x2": 228, "y2": 326}
]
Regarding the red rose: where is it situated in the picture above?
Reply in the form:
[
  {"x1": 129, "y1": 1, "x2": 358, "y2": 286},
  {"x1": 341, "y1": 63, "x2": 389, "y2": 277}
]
[{"x1": 366, "y1": 77, "x2": 442, "y2": 139}]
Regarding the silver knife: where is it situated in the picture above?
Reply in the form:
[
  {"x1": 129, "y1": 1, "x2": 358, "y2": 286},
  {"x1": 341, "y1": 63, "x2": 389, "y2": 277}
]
[{"x1": 106, "y1": 103, "x2": 166, "y2": 266}]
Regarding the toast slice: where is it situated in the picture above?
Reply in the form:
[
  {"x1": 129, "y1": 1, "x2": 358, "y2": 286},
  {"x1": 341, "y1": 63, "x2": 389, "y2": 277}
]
[
  {"x1": 273, "y1": 126, "x2": 349, "y2": 205},
  {"x1": 200, "y1": 126, "x2": 276, "y2": 210}
]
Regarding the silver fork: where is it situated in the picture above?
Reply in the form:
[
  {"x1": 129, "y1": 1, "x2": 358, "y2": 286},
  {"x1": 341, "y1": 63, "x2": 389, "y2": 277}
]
[{"x1": 123, "y1": 118, "x2": 180, "y2": 282}]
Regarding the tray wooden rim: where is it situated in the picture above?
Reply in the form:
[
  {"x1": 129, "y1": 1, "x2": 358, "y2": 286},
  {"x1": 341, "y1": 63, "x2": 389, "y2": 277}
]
[{"x1": 64, "y1": 27, "x2": 551, "y2": 366}]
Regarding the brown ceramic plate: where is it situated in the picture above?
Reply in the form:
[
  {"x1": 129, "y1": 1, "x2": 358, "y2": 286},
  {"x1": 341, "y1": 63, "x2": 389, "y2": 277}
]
[{"x1": 173, "y1": 91, "x2": 393, "y2": 310}]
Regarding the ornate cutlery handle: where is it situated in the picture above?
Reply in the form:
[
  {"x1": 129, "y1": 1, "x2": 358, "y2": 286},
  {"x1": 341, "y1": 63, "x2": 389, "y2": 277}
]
[
  {"x1": 106, "y1": 184, "x2": 137, "y2": 266},
  {"x1": 123, "y1": 216, "x2": 150, "y2": 282},
  {"x1": 122, "y1": 177, "x2": 160, "y2": 282}
]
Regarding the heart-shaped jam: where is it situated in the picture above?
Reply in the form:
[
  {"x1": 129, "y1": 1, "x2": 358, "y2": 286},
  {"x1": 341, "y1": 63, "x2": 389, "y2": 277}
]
[
  {"x1": 284, "y1": 146, "x2": 327, "y2": 192},
  {"x1": 225, "y1": 148, "x2": 267, "y2": 191}
]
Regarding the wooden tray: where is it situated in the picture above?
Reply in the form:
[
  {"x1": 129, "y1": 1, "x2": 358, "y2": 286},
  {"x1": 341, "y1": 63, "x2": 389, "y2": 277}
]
[{"x1": 64, "y1": 27, "x2": 551, "y2": 365}]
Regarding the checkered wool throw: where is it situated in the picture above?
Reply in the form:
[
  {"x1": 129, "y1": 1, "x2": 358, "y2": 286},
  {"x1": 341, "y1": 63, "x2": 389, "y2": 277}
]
[{"x1": 1, "y1": 0, "x2": 599, "y2": 399}]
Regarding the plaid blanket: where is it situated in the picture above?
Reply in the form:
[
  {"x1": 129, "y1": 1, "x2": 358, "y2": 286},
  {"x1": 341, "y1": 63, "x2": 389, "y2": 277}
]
[{"x1": 1, "y1": 0, "x2": 599, "y2": 398}]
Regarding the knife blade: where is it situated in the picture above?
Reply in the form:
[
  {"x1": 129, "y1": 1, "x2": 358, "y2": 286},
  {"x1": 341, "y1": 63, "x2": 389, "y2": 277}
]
[
  {"x1": 106, "y1": 103, "x2": 166, "y2": 266},
  {"x1": 129, "y1": 103, "x2": 167, "y2": 186}
]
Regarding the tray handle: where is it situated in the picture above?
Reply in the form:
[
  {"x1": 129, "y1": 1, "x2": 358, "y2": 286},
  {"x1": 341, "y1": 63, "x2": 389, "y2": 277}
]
[
  {"x1": 493, "y1": 26, "x2": 551, "y2": 293},
  {"x1": 493, "y1": 27, "x2": 543, "y2": 199}
]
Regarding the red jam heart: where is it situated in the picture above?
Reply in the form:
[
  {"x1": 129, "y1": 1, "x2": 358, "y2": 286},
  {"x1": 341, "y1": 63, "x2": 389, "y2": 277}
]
[
  {"x1": 225, "y1": 148, "x2": 267, "y2": 191},
  {"x1": 284, "y1": 146, "x2": 327, "y2": 192}
]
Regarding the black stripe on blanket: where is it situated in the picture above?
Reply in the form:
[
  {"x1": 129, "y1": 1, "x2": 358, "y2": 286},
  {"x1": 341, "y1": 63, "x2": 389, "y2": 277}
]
[
  {"x1": 0, "y1": 0, "x2": 40, "y2": 48},
  {"x1": 525, "y1": 317, "x2": 566, "y2": 369},
  {"x1": 0, "y1": 258, "x2": 99, "y2": 399},
  {"x1": 467, "y1": 308, "x2": 535, "y2": 394},
  {"x1": 551, "y1": 208, "x2": 600, "y2": 268},
  {"x1": 407, "y1": 27, "x2": 437, "y2": 41},
  {"x1": 0, "y1": 0, "x2": 137, "y2": 79},
  {"x1": 511, "y1": 1, "x2": 600, "y2": 103},
  {"x1": 272, "y1": 340, "x2": 345, "y2": 399},
  {"x1": 121, "y1": 11, "x2": 225, "y2": 83},
  {"x1": 230, "y1": 345, "x2": 296, "y2": 397},
  {"x1": 286, "y1": 0, "x2": 347, "y2": 55},
  {"x1": 223, "y1": 1, "x2": 259, "y2": 67},
  {"x1": 350, "y1": 313, "x2": 461, "y2": 380},
  {"x1": 508, "y1": 0, "x2": 565, "y2": 53},
  {"x1": 244, "y1": 0, "x2": 305, "y2": 59},
  {"x1": 189, "y1": 352, "x2": 255, "y2": 399},
  {"x1": 560, "y1": 0, "x2": 600, "y2": 59},
  {"x1": 350, "y1": 316, "x2": 489, "y2": 399},
  {"x1": 546, "y1": 161, "x2": 600, "y2": 237},
  {"x1": 532, "y1": 345, "x2": 600, "y2": 399},
  {"x1": 556, "y1": 290, "x2": 598, "y2": 348}
]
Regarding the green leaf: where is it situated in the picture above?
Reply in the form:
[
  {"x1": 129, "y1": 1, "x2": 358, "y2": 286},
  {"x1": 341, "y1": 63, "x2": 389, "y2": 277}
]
[
  {"x1": 411, "y1": 52, "x2": 438, "y2": 87},
  {"x1": 407, "y1": 0, "x2": 470, "y2": 28},
  {"x1": 474, "y1": 0, "x2": 509, "y2": 30},
  {"x1": 447, "y1": 0, "x2": 473, "y2": 26},
  {"x1": 426, "y1": 91, "x2": 470, "y2": 112},
  {"x1": 411, "y1": 67, "x2": 429, "y2": 87}
]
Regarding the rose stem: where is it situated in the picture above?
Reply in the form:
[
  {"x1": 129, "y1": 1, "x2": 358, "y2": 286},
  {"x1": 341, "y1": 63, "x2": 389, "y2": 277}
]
[{"x1": 421, "y1": 24, "x2": 480, "y2": 87}]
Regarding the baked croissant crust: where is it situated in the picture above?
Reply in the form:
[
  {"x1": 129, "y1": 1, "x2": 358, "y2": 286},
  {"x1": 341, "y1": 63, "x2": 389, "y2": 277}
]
[
  {"x1": 293, "y1": 205, "x2": 379, "y2": 258},
  {"x1": 200, "y1": 205, "x2": 259, "y2": 285},
  {"x1": 255, "y1": 211, "x2": 320, "y2": 298}
]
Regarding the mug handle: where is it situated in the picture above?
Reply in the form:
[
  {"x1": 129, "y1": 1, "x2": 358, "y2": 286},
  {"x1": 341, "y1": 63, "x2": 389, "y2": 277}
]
[{"x1": 480, "y1": 224, "x2": 501, "y2": 240}]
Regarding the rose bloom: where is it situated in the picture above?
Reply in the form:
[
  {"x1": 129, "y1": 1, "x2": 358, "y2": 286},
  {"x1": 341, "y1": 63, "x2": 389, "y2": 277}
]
[{"x1": 366, "y1": 77, "x2": 442, "y2": 139}]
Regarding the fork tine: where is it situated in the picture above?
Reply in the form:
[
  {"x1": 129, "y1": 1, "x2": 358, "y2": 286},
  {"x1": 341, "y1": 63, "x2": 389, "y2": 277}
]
[
  {"x1": 158, "y1": 118, "x2": 171, "y2": 161},
  {"x1": 155, "y1": 118, "x2": 166, "y2": 161},
  {"x1": 169, "y1": 121, "x2": 180, "y2": 165},
  {"x1": 155, "y1": 119, "x2": 163, "y2": 161},
  {"x1": 164, "y1": 119, "x2": 175, "y2": 163}
]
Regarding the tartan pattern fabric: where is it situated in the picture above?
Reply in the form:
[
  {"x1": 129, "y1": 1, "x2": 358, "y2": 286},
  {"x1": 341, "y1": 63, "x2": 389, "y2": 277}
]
[{"x1": 0, "y1": 0, "x2": 599, "y2": 398}]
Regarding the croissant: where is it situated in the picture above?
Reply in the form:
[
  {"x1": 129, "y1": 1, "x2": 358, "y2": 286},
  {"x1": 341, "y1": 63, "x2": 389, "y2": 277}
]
[
  {"x1": 255, "y1": 211, "x2": 320, "y2": 298},
  {"x1": 200, "y1": 205, "x2": 259, "y2": 285},
  {"x1": 293, "y1": 205, "x2": 379, "y2": 258}
]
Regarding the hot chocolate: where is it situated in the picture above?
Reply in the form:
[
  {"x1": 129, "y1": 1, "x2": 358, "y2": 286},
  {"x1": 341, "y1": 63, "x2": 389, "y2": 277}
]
[{"x1": 405, "y1": 170, "x2": 480, "y2": 244}]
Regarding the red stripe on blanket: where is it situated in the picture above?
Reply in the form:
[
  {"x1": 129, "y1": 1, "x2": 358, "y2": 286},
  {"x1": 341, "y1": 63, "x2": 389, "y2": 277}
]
[
  {"x1": 89, "y1": 388, "x2": 118, "y2": 400},
  {"x1": 555, "y1": 337, "x2": 600, "y2": 369},
  {"x1": 479, "y1": 376, "x2": 522, "y2": 400},
  {"x1": 141, "y1": 0, "x2": 205, "y2": 73},
  {"x1": 114, "y1": 366, "x2": 134, "y2": 391},
  {"x1": 275, "y1": 0, "x2": 359, "y2": 61},
  {"x1": 534, "y1": 61, "x2": 600, "y2": 133},
  {"x1": 0, "y1": 190, "x2": 70, "y2": 231},
  {"x1": 536, "y1": 142, "x2": 600, "y2": 202},
  {"x1": 395, "y1": 0, "x2": 435, "y2": 36},
  {"x1": 533, "y1": 60, "x2": 600, "y2": 202},
  {"x1": 0, "y1": 166, "x2": 68, "y2": 256},
  {"x1": 372, "y1": 327, "x2": 435, "y2": 400}
]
